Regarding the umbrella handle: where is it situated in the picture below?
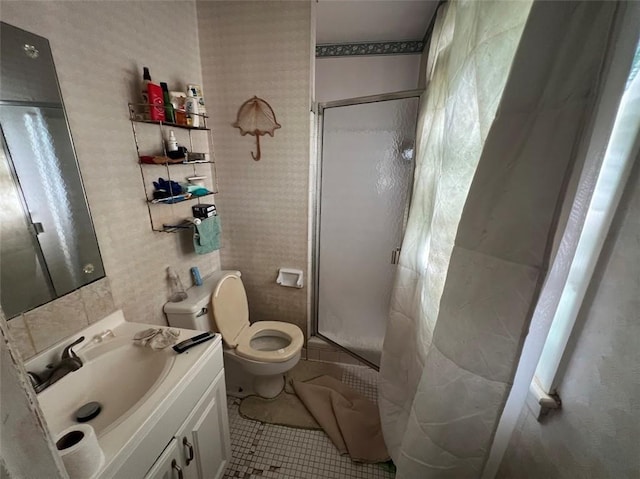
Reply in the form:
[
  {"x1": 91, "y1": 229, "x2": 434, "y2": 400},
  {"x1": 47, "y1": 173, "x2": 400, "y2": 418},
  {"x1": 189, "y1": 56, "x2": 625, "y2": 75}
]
[{"x1": 251, "y1": 135, "x2": 261, "y2": 161}]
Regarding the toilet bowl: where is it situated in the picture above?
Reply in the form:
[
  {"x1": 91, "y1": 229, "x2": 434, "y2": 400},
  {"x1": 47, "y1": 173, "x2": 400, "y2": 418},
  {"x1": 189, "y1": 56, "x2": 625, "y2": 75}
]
[{"x1": 164, "y1": 270, "x2": 303, "y2": 399}]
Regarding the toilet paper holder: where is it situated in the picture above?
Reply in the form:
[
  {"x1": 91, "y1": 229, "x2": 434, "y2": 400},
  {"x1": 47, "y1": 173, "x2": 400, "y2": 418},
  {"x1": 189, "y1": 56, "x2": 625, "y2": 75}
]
[{"x1": 276, "y1": 268, "x2": 303, "y2": 288}]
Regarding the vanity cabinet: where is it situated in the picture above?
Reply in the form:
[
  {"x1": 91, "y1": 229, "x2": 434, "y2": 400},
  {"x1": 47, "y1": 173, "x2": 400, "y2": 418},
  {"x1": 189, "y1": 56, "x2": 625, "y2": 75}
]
[
  {"x1": 144, "y1": 438, "x2": 182, "y2": 479},
  {"x1": 145, "y1": 371, "x2": 230, "y2": 479}
]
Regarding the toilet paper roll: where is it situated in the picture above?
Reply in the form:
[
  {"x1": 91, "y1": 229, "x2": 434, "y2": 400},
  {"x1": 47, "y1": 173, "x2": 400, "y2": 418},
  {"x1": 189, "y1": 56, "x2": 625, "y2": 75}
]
[{"x1": 55, "y1": 424, "x2": 105, "y2": 479}]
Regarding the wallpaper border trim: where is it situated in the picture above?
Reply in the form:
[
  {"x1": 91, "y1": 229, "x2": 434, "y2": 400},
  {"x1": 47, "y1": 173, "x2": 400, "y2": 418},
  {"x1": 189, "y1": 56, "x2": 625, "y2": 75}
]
[{"x1": 316, "y1": 41, "x2": 424, "y2": 57}]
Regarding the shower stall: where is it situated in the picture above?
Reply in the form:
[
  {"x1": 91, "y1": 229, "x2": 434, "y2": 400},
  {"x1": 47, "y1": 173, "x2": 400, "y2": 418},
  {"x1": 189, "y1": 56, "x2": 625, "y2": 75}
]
[{"x1": 313, "y1": 91, "x2": 420, "y2": 367}]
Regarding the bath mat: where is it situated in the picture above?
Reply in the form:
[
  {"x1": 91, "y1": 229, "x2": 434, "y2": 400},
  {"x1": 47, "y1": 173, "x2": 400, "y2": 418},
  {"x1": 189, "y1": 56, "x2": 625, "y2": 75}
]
[
  {"x1": 293, "y1": 375, "x2": 390, "y2": 463},
  {"x1": 239, "y1": 360, "x2": 342, "y2": 429},
  {"x1": 283, "y1": 359, "x2": 342, "y2": 394}
]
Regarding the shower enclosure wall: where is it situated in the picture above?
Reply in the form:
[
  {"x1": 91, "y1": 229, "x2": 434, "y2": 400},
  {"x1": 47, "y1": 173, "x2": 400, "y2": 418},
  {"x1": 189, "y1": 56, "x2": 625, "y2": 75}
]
[{"x1": 313, "y1": 92, "x2": 420, "y2": 367}]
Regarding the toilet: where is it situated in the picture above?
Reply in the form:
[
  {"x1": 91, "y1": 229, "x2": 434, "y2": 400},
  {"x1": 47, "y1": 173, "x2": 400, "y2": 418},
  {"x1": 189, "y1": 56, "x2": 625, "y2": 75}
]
[{"x1": 163, "y1": 270, "x2": 304, "y2": 398}]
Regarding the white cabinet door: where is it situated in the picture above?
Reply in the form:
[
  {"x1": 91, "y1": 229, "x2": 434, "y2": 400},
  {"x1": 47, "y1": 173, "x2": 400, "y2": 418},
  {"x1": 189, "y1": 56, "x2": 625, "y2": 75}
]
[
  {"x1": 144, "y1": 438, "x2": 185, "y2": 479},
  {"x1": 177, "y1": 372, "x2": 230, "y2": 479}
]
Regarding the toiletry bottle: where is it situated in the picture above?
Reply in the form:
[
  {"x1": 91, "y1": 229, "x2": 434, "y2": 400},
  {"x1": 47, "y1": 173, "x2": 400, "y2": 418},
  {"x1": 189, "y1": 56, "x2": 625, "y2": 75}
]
[
  {"x1": 167, "y1": 267, "x2": 188, "y2": 302},
  {"x1": 141, "y1": 67, "x2": 152, "y2": 120},
  {"x1": 187, "y1": 83, "x2": 206, "y2": 117},
  {"x1": 170, "y1": 91, "x2": 187, "y2": 126},
  {"x1": 160, "y1": 82, "x2": 175, "y2": 123},
  {"x1": 166, "y1": 130, "x2": 178, "y2": 152},
  {"x1": 191, "y1": 266, "x2": 203, "y2": 286},
  {"x1": 142, "y1": 67, "x2": 165, "y2": 122},
  {"x1": 185, "y1": 90, "x2": 200, "y2": 128}
]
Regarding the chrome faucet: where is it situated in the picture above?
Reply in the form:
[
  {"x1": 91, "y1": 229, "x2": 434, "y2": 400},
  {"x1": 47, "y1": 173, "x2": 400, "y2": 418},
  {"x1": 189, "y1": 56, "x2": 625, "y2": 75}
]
[{"x1": 28, "y1": 336, "x2": 84, "y2": 393}]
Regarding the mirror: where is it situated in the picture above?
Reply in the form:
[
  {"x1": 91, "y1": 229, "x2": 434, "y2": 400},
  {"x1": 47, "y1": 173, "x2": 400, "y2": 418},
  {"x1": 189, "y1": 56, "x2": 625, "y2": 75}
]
[{"x1": 0, "y1": 22, "x2": 105, "y2": 319}]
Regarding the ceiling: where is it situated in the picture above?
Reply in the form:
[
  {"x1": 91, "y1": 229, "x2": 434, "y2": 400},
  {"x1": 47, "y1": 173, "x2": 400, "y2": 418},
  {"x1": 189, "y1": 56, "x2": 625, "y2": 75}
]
[{"x1": 316, "y1": 0, "x2": 439, "y2": 45}]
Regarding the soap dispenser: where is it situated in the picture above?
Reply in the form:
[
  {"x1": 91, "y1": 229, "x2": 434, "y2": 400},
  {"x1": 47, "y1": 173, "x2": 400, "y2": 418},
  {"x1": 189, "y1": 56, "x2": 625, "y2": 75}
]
[{"x1": 167, "y1": 267, "x2": 187, "y2": 302}]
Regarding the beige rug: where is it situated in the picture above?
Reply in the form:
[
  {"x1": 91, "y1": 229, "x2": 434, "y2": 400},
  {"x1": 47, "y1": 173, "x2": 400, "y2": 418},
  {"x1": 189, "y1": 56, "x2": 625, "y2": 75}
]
[
  {"x1": 239, "y1": 360, "x2": 342, "y2": 429},
  {"x1": 293, "y1": 375, "x2": 390, "y2": 463}
]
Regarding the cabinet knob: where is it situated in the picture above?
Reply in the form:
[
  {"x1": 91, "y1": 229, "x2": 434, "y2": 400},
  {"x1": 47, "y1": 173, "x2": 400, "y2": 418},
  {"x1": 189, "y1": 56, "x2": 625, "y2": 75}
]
[
  {"x1": 171, "y1": 459, "x2": 184, "y2": 479},
  {"x1": 183, "y1": 437, "x2": 195, "y2": 465}
]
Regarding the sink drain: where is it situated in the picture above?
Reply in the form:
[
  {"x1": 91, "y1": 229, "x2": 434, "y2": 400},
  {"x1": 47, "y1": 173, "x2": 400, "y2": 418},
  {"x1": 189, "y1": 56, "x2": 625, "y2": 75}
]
[{"x1": 75, "y1": 402, "x2": 101, "y2": 423}]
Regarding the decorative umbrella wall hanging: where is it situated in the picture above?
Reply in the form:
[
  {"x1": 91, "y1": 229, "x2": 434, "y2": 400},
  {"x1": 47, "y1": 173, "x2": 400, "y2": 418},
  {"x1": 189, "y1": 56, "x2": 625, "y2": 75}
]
[{"x1": 233, "y1": 96, "x2": 281, "y2": 161}]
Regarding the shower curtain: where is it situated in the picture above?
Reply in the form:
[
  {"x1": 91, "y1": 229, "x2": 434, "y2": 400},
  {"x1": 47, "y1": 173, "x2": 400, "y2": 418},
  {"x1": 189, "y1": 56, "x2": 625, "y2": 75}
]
[{"x1": 378, "y1": 1, "x2": 618, "y2": 477}]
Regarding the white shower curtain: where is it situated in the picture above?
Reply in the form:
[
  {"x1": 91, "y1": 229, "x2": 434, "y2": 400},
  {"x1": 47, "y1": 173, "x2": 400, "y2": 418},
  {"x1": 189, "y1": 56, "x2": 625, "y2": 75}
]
[
  {"x1": 379, "y1": 0, "x2": 532, "y2": 466},
  {"x1": 379, "y1": 0, "x2": 618, "y2": 477}
]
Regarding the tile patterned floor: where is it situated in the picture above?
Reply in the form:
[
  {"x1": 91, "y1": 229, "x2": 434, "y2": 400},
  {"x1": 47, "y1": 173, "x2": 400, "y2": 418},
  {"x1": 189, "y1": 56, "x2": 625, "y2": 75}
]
[{"x1": 223, "y1": 363, "x2": 396, "y2": 479}]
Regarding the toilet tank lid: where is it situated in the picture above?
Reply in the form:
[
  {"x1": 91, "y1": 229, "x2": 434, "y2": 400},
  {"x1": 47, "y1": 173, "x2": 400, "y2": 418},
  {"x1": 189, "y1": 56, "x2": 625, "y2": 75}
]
[{"x1": 163, "y1": 270, "x2": 241, "y2": 315}]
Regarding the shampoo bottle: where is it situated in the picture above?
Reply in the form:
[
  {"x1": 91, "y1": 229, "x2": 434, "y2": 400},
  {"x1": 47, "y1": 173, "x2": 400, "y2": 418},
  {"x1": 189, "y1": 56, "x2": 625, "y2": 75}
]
[
  {"x1": 187, "y1": 84, "x2": 206, "y2": 116},
  {"x1": 185, "y1": 90, "x2": 200, "y2": 128},
  {"x1": 141, "y1": 67, "x2": 165, "y2": 122}
]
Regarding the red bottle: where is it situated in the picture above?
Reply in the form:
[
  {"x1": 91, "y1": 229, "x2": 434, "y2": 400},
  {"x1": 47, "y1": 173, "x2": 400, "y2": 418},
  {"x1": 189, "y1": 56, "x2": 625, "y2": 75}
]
[
  {"x1": 141, "y1": 67, "x2": 165, "y2": 122},
  {"x1": 148, "y1": 82, "x2": 165, "y2": 122}
]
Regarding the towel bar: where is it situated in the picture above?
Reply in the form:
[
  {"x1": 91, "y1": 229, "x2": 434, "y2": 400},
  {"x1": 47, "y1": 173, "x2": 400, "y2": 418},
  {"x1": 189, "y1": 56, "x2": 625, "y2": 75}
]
[{"x1": 162, "y1": 217, "x2": 202, "y2": 233}]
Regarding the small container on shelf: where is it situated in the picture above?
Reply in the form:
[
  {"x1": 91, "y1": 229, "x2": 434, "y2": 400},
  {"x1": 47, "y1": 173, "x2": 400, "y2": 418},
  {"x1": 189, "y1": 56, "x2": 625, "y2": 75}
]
[
  {"x1": 166, "y1": 130, "x2": 178, "y2": 152},
  {"x1": 160, "y1": 82, "x2": 175, "y2": 123},
  {"x1": 185, "y1": 90, "x2": 200, "y2": 128},
  {"x1": 192, "y1": 203, "x2": 216, "y2": 219},
  {"x1": 140, "y1": 67, "x2": 165, "y2": 122}
]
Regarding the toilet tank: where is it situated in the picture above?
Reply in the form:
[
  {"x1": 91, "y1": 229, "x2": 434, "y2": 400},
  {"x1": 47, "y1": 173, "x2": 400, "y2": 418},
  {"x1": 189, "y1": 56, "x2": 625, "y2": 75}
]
[{"x1": 163, "y1": 270, "x2": 241, "y2": 331}]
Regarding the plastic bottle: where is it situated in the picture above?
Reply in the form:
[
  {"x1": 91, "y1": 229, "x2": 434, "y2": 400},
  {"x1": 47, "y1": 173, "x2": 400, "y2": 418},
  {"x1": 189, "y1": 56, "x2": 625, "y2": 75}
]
[
  {"x1": 166, "y1": 131, "x2": 178, "y2": 152},
  {"x1": 167, "y1": 267, "x2": 187, "y2": 302},
  {"x1": 185, "y1": 90, "x2": 200, "y2": 128},
  {"x1": 141, "y1": 67, "x2": 152, "y2": 120},
  {"x1": 187, "y1": 83, "x2": 207, "y2": 116},
  {"x1": 141, "y1": 67, "x2": 165, "y2": 122},
  {"x1": 170, "y1": 91, "x2": 187, "y2": 126},
  {"x1": 160, "y1": 82, "x2": 175, "y2": 123},
  {"x1": 190, "y1": 266, "x2": 203, "y2": 286}
]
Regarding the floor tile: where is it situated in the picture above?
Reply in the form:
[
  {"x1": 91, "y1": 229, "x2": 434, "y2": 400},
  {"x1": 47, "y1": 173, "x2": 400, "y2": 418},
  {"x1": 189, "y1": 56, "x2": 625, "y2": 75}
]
[{"x1": 224, "y1": 364, "x2": 395, "y2": 479}]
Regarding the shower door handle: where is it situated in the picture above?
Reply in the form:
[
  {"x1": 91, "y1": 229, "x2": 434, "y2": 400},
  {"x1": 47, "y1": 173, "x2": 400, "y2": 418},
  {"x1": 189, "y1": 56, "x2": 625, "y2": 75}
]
[
  {"x1": 391, "y1": 247, "x2": 401, "y2": 265},
  {"x1": 32, "y1": 222, "x2": 44, "y2": 234}
]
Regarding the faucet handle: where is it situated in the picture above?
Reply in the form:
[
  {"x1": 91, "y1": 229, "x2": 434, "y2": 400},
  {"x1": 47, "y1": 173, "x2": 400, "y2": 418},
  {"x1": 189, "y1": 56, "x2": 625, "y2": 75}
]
[
  {"x1": 61, "y1": 336, "x2": 85, "y2": 360},
  {"x1": 27, "y1": 371, "x2": 42, "y2": 389}
]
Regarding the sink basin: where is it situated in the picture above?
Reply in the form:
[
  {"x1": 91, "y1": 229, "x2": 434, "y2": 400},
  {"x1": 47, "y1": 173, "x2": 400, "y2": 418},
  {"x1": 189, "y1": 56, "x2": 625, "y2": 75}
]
[
  {"x1": 27, "y1": 311, "x2": 221, "y2": 477},
  {"x1": 38, "y1": 338, "x2": 174, "y2": 436}
]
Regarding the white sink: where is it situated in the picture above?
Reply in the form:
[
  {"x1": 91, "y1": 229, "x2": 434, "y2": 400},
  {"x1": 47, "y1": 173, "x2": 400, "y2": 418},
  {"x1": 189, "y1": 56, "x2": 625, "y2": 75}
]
[
  {"x1": 26, "y1": 310, "x2": 222, "y2": 477},
  {"x1": 38, "y1": 337, "x2": 174, "y2": 436}
]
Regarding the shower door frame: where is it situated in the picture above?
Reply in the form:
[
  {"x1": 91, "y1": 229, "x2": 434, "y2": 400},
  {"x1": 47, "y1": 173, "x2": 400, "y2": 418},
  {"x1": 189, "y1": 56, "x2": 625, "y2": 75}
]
[{"x1": 311, "y1": 89, "x2": 423, "y2": 369}]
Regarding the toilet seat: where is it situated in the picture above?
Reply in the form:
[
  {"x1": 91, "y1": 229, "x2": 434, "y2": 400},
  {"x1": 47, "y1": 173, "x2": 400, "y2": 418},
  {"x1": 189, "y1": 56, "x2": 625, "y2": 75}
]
[
  {"x1": 235, "y1": 321, "x2": 303, "y2": 363},
  {"x1": 211, "y1": 272, "x2": 304, "y2": 363}
]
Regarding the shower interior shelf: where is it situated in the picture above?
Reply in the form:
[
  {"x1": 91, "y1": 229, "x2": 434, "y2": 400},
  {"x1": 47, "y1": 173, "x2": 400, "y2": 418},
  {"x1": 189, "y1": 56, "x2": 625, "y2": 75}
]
[{"x1": 128, "y1": 103, "x2": 219, "y2": 233}]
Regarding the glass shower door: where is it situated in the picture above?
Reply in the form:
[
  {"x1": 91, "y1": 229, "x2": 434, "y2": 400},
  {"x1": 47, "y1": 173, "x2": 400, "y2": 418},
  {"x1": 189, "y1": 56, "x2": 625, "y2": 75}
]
[{"x1": 316, "y1": 96, "x2": 419, "y2": 366}]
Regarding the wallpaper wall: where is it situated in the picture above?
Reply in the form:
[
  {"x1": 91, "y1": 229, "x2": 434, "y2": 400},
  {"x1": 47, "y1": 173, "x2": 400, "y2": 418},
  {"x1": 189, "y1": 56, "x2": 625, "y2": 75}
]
[
  {"x1": 1, "y1": 309, "x2": 67, "y2": 478},
  {"x1": 497, "y1": 164, "x2": 640, "y2": 479},
  {"x1": 315, "y1": 54, "x2": 421, "y2": 103},
  {"x1": 196, "y1": 1, "x2": 312, "y2": 335},
  {"x1": 2, "y1": 0, "x2": 221, "y2": 359}
]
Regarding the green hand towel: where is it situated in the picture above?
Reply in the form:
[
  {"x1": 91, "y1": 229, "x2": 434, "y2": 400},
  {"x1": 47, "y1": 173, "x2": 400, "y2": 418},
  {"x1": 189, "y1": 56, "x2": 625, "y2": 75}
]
[{"x1": 193, "y1": 216, "x2": 220, "y2": 254}]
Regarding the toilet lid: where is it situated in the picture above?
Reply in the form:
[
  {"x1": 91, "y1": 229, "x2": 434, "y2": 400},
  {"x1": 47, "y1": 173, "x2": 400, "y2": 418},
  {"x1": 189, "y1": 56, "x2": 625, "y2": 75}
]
[{"x1": 211, "y1": 273, "x2": 250, "y2": 347}]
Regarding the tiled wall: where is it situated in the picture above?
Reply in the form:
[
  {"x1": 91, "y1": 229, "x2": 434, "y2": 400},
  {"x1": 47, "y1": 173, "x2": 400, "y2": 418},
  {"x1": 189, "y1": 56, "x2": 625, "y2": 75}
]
[
  {"x1": 196, "y1": 1, "x2": 312, "y2": 336},
  {"x1": 6, "y1": 278, "x2": 116, "y2": 361},
  {"x1": 2, "y1": 1, "x2": 221, "y2": 349}
]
